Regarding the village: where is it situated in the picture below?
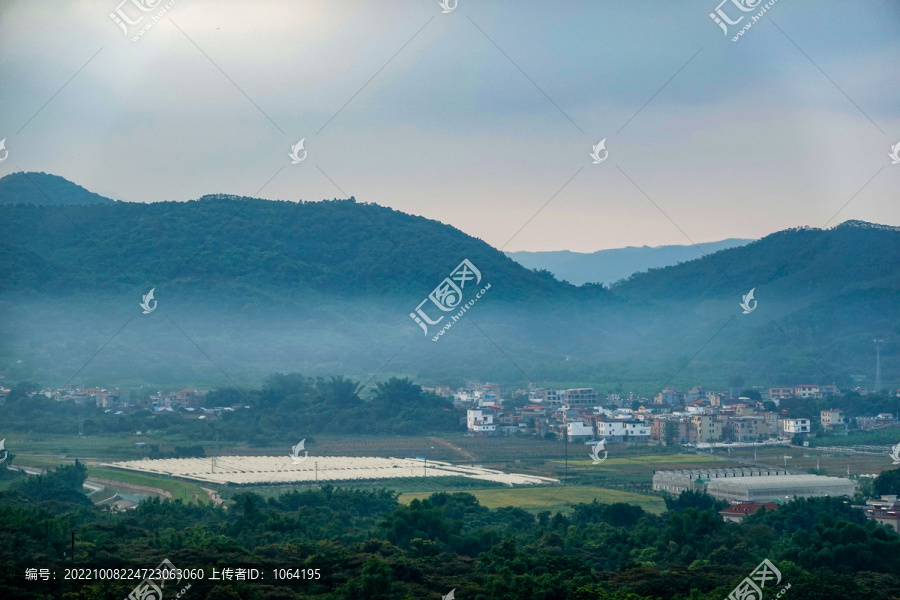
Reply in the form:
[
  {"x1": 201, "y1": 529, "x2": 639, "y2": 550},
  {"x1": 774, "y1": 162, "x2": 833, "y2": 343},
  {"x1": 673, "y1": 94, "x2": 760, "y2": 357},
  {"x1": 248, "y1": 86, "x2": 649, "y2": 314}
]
[
  {"x1": 442, "y1": 382, "x2": 899, "y2": 445},
  {"x1": 4, "y1": 381, "x2": 899, "y2": 446}
]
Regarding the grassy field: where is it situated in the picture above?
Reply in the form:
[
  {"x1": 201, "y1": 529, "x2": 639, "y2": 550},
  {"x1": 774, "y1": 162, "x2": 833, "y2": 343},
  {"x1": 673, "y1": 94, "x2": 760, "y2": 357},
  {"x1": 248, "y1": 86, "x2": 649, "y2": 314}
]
[
  {"x1": 88, "y1": 467, "x2": 210, "y2": 504},
  {"x1": 240, "y1": 476, "x2": 508, "y2": 500},
  {"x1": 720, "y1": 445, "x2": 890, "y2": 477},
  {"x1": 399, "y1": 485, "x2": 666, "y2": 515},
  {"x1": 555, "y1": 453, "x2": 721, "y2": 467}
]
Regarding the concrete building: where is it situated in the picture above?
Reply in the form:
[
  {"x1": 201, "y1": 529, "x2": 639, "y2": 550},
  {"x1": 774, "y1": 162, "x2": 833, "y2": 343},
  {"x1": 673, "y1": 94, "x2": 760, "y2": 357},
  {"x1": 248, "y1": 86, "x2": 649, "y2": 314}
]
[
  {"x1": 726, "y1": 416, "x2": 774, "y2": 443},
  {"x1": 466, "y1": 409, "x2": 496, "y2": 434},
  {"x1": 597, "y1": 420, "x2": 651, "y2": 443},
  {"x1": 562, "y1": 388, "x2": 599, "y2": 407},
  {"x1": 567, "y1": 421, "x2": 594, "y2": 439},
  {"x1": 856, "y1": 416, "x2": 878, "y2": 430},
  {"x1": 705, "y1": 474, "x2": 855, "y2": 502},
  {"x1": 624, "y1": 421, "x2": 651, "y2": 442},
  {"x1": 651, "y1": 417, "x2": 694, "y2": 445},
  {"x1": 794, "y1": 385, "x2": 822, "y2": 399},
  {"x1": 820, "y1": 409, "x2": 845, "y2": 430},
  {"x1": 692, "y1": 414, "x2": 723, "y2": 442},
  {"x1": 654, "y1": 386, "x2": 683, "y2": 405},
  {"x1": 530, "y1": 388, "x2": 564, "y2": 406},
  {"x1": 781, "y1": 418, "x2": 810, "y2": 435},
  {"x1": 768, "y1": 387, "x2": 795, "y2": 401}
]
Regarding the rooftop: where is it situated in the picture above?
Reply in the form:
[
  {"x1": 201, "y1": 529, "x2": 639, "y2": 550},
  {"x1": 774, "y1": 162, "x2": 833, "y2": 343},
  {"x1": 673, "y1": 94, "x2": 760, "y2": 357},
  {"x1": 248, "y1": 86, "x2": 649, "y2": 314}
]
[
  {"x1": 706, "y1": 474, "x2": 853, "y2": 491},
  {"x1": 719, "y1": 502, "x2": 779, "y2": 516}
]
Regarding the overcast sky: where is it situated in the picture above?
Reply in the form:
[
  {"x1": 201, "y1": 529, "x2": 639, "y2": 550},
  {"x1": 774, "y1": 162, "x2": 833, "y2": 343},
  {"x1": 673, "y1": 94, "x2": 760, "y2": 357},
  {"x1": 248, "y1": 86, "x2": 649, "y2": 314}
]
[{"x1": 1, "y1": 0, "x2": 898, "y2": 251}]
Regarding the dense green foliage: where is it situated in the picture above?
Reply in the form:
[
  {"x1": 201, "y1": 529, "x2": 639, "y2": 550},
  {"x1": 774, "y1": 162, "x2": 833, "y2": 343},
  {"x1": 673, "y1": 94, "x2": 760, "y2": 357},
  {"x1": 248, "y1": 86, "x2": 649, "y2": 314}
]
[
  {"x1": 12, "y1": 460, "x2": 91, "y2": 506},
  {"x1": 1, "y1": 375, "x2": 462, "y2": 441},
  {"x1": 874, "y1": 468, "x2": 900, "y2": 496},
  {"x1": 663, "y1": 490, "x2": 728, "y2": 513},
  {"x1": 780, "y1": 392, "x2": 898, "y2": 420},
  {"x1": 1, "y1": 485, "x2": 898, "y2": 599}
]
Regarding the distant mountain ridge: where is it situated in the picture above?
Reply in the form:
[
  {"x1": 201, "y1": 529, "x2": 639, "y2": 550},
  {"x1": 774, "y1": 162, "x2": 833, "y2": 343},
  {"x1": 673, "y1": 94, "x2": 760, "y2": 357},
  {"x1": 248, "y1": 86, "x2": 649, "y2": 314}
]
[
  {"x1": 0, "y1": 173, "x2": 897, "y2": 391},
  {"x1": 0, "y1": 172, "x2": 115, "y2": 206},
  {"x1": 507, "y1": 239, "x2": 754, "y2": 285}
]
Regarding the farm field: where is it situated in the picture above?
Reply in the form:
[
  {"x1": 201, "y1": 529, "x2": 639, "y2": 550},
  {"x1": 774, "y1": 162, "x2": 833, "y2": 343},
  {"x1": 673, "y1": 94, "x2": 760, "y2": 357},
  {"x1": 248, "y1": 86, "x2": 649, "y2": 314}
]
[
  {"x1": 720, "y1": 445, "x2": 892, "y2": 477},
  {"x1": 2, "y1": 435, "x2": 750, "y2": 503},
  {"x1": 399, "y1": 485, "x2": 666, "y2": 515},
  {"x1": 546, "y1": 452, "x2": 733, "y2": 490}
]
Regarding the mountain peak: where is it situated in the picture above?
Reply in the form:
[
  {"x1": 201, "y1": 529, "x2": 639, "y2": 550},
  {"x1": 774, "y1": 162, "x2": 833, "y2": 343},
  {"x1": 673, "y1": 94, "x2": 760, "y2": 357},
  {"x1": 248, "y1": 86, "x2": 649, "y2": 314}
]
[
  {"x1": 834, "y1": 219, "x2": 900, "y2": 232},
  {"x1": 0, "y1": 172, "x2": 115, "y2": 206}
]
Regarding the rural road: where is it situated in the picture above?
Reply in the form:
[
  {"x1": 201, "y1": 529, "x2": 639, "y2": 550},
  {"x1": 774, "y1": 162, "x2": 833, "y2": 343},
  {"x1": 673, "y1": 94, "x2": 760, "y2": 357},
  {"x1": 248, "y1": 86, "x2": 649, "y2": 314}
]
[{"x1": 430, "y1": 437, "x2": 476, "y2": 461}]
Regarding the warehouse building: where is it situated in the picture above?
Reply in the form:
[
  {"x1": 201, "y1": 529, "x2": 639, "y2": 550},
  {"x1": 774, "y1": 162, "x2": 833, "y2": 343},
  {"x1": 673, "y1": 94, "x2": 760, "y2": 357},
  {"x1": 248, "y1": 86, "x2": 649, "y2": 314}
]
[
  {"x1": 652, "y1": 468, "x2": 789, "y2": 495},
  {"x1": 705, "y1": 474, "x2": 855, "y2": 502}
]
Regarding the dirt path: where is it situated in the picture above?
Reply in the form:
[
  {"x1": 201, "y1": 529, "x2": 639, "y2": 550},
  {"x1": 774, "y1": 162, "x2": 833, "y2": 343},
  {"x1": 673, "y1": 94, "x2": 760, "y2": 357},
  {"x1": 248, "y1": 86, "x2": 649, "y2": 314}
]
[
  {"x1": 201, "y1": 487, "x2": 223, "y2": 506},
  {"x1": 87, "y1": 477, "x2": 172, "y2": 499},
  {"x1": 429, "y1": 437, "x2": 476, "y2": 461}
]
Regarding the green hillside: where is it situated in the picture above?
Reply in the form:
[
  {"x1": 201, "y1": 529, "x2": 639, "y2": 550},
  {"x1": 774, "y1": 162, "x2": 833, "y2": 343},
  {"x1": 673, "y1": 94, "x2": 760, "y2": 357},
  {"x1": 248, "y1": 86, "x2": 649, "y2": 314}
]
[
  {"x1": 614, "y1": 221, "x2": 900, "y2": 305},
  {"x1": 0, "y1": 172, "x2": 115, "y2": 206},
  {"x1": 0, "y1": 175, "x2": 897, "y2": 391}
]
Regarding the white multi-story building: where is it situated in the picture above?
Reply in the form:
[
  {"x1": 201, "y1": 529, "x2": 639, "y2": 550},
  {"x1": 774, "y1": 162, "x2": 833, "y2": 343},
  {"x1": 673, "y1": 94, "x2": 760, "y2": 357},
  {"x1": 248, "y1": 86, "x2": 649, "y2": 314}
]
[
  {"x1": 597, "y1": 420, "x2": 628, "y2": 439},
  {"x1": 596, "y1": 420, "x2": 650, "y2": 442},
  {"x1": 624, "y1": 421, "x2": 651, "y2": 441},
  {"x1": 567, "y1": 421, "x2": 594, "y2": 438},
  {"x1": 781, "y1": 418, "x2": 810, "y2": 434},
  {"x1": 794, "y1": 385, "x2": 822, "y2": 399},
  {"x1": 466, "y1": 409, "x2": 496, "y2": 433}
]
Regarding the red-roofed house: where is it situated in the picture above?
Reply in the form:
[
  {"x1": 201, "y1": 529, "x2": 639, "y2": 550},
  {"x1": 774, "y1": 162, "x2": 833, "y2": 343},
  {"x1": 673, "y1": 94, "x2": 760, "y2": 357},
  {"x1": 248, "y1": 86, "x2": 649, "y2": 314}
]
[{"x1": 720, "y1": 502, "x2": 779, "y2": 523}]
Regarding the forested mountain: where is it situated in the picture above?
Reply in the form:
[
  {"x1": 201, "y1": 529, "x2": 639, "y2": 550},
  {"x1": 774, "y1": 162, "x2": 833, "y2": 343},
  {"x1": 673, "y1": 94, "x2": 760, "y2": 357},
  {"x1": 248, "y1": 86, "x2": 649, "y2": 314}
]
[
  {"x1": 507, "y1": 238, "x2": 753, "y2": 285},
  {"x1": 0, "y1": 175, "x2": 897, "y2": 391},
  {"x1": 0, "y1": 172, "x2": 115, "y2": 206},
  {"x1": 613, "y1": 221, "x2": 900, "y2": 304}
]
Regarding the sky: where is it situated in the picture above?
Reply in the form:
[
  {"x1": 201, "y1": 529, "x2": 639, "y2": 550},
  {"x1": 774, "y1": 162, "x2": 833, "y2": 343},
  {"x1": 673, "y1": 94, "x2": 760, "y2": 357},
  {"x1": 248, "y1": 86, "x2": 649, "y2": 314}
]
[{"x1": 0, "y1": 0, "x2": 898, "y2": 252}]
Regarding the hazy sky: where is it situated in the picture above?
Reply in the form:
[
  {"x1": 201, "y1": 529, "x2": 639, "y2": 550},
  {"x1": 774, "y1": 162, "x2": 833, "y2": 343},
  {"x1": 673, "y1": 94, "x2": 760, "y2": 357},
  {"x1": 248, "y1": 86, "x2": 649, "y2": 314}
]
[{"x1": 1, "y1": 0, "x2": 898, "y2": 251}]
